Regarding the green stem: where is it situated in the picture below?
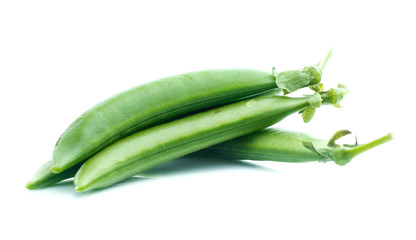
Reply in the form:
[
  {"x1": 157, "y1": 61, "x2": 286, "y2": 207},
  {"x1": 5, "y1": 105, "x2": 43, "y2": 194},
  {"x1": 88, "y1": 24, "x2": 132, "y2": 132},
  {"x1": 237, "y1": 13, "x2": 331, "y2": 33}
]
[
  {"x1": 345, "y1": 133, "x2": 393, "y2": 158},
  {"x1": 318, "y1": 48, "x2": 332, "y2": 72},
  {"x1": 333, "y1": 133, "x2": 393, "y2": 166}
]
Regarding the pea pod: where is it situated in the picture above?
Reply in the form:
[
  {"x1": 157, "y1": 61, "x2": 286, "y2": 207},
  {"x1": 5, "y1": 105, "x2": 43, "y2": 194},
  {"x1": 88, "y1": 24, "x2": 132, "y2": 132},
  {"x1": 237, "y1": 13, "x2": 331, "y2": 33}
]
[
  {"x1": 24, "y1": 89, "x2": 276, "y2": 190},
  {"x1": 27, "y1": 51, "x2": 332, "y2": 189},
  {"x1": 190, "y1": 128, "x2": 393, "y2": 165},
  {"x1": 52, "y1": 62, "x2": 330, "y2": 173},
  {"x1": 74, "y1": 87, "x2": 344, "y2": 192}
]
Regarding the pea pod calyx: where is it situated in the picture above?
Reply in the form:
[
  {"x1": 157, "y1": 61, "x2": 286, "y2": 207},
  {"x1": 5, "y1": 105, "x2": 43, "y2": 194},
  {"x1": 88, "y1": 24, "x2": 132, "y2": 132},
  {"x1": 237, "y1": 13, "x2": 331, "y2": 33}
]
[
  {"x1": 274, "y1": 49, "x2": 332, "y2": 94},
  {"x1": 299, "y1": 86, "x2": 348, "y2": 123}
]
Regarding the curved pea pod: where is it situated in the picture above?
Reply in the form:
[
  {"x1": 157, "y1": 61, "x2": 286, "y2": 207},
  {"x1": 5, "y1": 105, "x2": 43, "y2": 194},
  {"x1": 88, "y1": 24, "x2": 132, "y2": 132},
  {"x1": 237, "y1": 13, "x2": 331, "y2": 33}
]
[
  {"x1": 50, "y1": 69, "x2": 275, "y2": 173},
  {"x1": 190, "y1": 128, "x2": 393, "y2": 165},
  {"x1": 74, "y1": 87, "x2": 344, "y2": 192},
  {"x1": 52, "y1": 56, "x2": 331, "y2": 174},
  {"x1": 27, "y1": 50, "x2": 333, "y2": 190}
]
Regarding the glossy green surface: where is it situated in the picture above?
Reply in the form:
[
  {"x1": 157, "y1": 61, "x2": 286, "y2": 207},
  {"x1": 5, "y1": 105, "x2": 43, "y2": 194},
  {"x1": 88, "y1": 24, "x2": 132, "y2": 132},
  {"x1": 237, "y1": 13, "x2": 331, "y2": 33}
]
[
  {"x1": 74, "y1": 93, "x2": 312, "y2": 191},
  {"x1": 191, "y1": 128, "x2": 328, "y2": 162},
  {"x1": 193, "y1": 128, "x2": 392, "y2": 166},
  {"x1": 25, "y1": 160, "x2": 80, "y2": 190},
  {"x1": 52, "y1": 69, "x2": 277, "y2": 173},
  {"x1": 28, "y1": 62, "x2": 332, "y2": 189}
]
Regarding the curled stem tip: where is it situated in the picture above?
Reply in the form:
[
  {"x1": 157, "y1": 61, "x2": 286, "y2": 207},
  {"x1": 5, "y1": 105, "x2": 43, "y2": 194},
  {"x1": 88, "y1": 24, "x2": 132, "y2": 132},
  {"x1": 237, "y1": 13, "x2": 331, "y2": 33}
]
[{"x1": 327, "y1": 130, "x2": 352, "y2": 147}]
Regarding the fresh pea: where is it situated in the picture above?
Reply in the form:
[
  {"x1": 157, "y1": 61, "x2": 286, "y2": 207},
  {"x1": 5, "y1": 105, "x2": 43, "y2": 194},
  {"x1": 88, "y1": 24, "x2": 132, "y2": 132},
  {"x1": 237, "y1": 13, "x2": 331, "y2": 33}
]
[
  {"x1": 27, "y1": 51, "x2": 332, "y2": 189},
  {"x1": 52, "y1": 62, "x2": 330, "y2": 173},
  {"x1": 190, "y1": 128, "x2": 392, "y2": 165},
  {"x1": 74, "y1": 87, "x2": 344, "y2": 192}
]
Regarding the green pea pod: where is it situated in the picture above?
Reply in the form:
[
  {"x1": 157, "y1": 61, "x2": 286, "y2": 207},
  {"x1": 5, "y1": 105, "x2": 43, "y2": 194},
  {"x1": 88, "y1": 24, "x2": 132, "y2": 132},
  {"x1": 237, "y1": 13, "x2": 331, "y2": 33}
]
[
  {"x1": 74, "y1": 87, "x2": 343, "y2": 192},
  {"x1": 24, "y1": 89, "x2": 276, "y2": 190},
  {"x1": 53, "y1": 58, "x2": 331, "y2": 174},
  {"x1": 27, "y1": 51, "x2": 332, "y2": 190},
  {"x1": 190, "y1": 128, "x2": 392, "y2": 165}
]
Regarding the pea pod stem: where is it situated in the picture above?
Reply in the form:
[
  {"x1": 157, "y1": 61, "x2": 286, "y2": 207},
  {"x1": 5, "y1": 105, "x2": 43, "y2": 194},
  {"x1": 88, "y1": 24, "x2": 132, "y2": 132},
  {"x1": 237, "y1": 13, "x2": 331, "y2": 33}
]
[
  {"x1": 318, "y1": 48, "x2": 332, "y2": 73},
  {"x1": 332, "y1": 133, "x2": 393, "y2": 166},
  {"x1": 349, "y1": 133, "x2": 393, "y2": 156}
]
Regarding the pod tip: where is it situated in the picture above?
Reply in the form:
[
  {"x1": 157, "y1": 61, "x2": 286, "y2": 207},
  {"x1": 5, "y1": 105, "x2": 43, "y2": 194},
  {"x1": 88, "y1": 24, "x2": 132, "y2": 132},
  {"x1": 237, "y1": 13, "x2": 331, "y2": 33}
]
[
  {"x1": 74, "y1": 185, "x2": 88, "y2": 192},
  {"x1": 25, "y1": 182, "x2": 36, "y2": 190}
]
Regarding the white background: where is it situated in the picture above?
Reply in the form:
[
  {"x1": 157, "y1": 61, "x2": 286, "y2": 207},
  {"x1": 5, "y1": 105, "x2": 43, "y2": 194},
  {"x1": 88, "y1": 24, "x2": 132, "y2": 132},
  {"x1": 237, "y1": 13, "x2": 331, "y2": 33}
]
[{"x1": 1, "y1": 1, "x2": 415, "y2": 239}]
